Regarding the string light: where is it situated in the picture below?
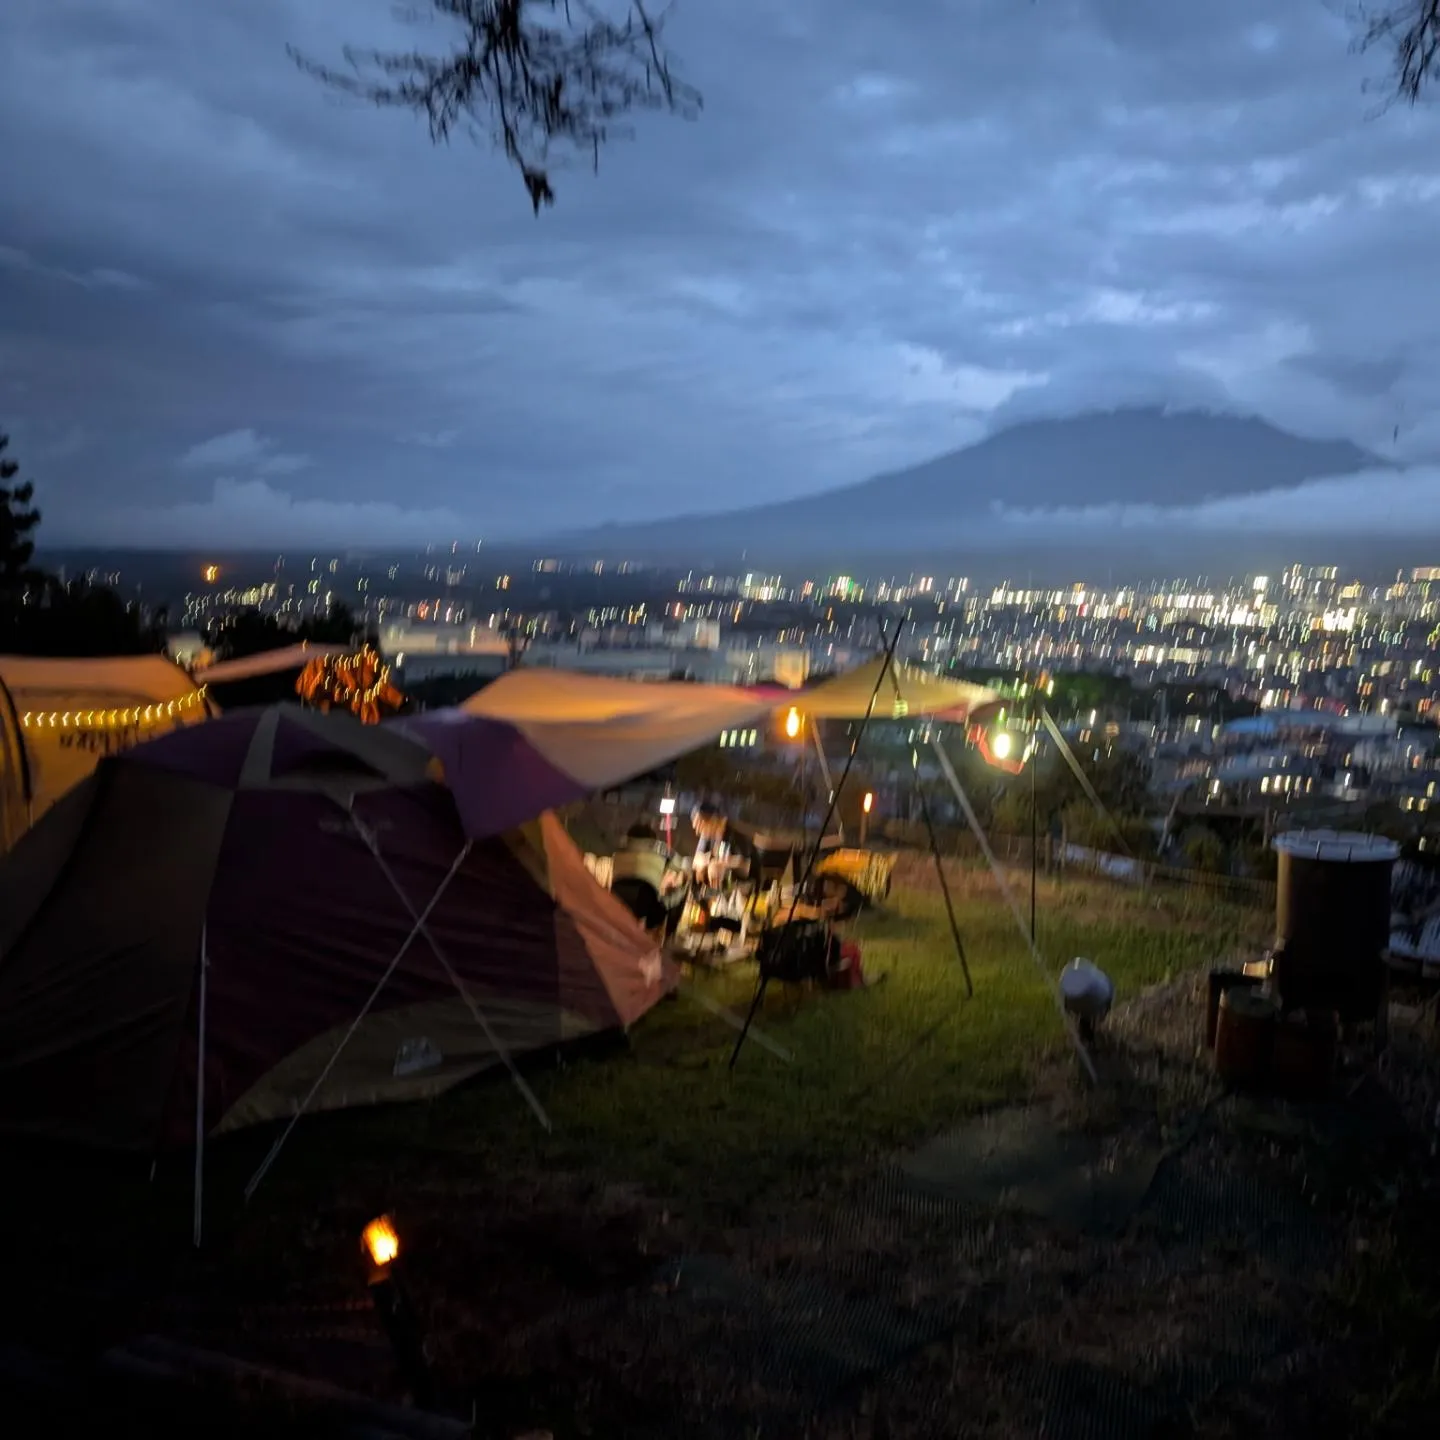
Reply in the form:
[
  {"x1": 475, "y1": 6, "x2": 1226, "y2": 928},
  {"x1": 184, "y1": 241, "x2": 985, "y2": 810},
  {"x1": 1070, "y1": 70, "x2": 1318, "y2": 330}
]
[
  {"x1": 296, "y1": 646, "x2": 404, "y2": 725},
  {"x1": 21, "y1": 686, "x2": 209, "y2": 730}
]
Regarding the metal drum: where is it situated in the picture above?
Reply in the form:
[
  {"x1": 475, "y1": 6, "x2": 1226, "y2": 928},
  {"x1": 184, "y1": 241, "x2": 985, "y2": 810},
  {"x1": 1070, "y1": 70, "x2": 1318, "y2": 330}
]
[
  {"x1": 1215, "y1": 985, "x2": 1278, "y2": 1089},
  {"x1": 1272, "y1": 830, "x2": 1398, "y2": 1023}
]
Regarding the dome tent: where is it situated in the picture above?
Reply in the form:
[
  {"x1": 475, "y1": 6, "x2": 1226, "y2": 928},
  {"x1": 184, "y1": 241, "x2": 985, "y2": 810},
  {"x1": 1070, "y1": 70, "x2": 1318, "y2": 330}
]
[{"x1": 0, "y1": 707, "x2": 672, "y2": 1198}]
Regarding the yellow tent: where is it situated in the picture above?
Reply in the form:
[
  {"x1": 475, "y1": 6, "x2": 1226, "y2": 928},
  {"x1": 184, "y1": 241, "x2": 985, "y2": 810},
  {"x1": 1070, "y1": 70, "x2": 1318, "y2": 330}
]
[{"x1": 0, "y1": 654, "x2": 212, "y2": 852}]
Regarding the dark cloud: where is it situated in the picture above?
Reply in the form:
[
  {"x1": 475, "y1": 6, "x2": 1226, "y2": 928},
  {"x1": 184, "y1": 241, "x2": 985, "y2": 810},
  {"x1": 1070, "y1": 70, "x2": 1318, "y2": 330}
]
[{"x1": 1, "y1": 0, "x2": 1438, "y2": 546}]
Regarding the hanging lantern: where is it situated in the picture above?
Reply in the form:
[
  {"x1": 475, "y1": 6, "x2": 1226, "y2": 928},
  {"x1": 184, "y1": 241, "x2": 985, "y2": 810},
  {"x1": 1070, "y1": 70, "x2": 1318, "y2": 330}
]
[{"x1": 296, "y1": 645, "x2": 405, "y2": 724}]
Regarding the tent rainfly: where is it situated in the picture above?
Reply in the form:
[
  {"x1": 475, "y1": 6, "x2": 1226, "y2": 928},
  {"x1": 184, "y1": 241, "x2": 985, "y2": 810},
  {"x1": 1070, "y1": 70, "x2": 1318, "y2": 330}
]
[
  {"x1": 0, "y1": 653, "x2": 211, "y2": 854},
  {"x1": 0, "y1": 706, "x2": 674, "y2": 1163}
]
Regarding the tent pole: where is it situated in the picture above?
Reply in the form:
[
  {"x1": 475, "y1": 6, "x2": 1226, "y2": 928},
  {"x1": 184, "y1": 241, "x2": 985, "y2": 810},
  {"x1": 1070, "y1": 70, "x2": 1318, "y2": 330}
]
[
  {"x1": 807, "y1": 720, "x2": 838, "y2": 841},
  {"x1": 1040, "y1": 706, "x2": 1134, "y2": 859},
  {"x1": 193, "y1": 924, "x2": 209, "y2": 1248},
  {"x1": 243, "y1": 841, "x2": 473, "y2": 1203},
  {"x1": 930, "y1": 737, "x2": 1097, "y2": 1083},
  {"x1": 730, "y1": 609, "x2": 909, "y2": 1070},
  {"x1": 348, "y1": 815, "x2": 552, "y2": 1133},
  {"x1": 1031, "y1": 695, "x2": 1039, "y2": 943},
  {"x1": 886, "y1": 666, "x2": 971, "y2": 994}
]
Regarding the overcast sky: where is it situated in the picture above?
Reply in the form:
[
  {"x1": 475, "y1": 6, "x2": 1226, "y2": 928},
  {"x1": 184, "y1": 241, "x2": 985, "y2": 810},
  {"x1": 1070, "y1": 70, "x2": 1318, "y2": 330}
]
[{"x1": 3, "y1": 0, "x2": 1440, "y2": 549}]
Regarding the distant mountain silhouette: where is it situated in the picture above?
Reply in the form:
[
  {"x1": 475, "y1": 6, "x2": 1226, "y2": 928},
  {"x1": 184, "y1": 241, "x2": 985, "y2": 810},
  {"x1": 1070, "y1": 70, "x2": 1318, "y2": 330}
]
[{"x1": 549, "y1": 407, "x2": 1388, "y2": 560}]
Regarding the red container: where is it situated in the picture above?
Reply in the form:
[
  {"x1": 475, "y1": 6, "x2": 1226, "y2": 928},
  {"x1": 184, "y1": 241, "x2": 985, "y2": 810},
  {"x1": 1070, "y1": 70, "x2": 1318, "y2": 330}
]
[{"x1": 1215, "y1": 986, "x2": 1277, "y2": 1090}]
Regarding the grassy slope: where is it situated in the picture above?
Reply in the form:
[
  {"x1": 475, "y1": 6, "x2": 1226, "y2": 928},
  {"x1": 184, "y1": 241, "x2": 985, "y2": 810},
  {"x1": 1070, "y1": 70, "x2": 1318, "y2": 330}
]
[{"x1": 335, "y1": 864, "x2": 1271, "y2": 1215}]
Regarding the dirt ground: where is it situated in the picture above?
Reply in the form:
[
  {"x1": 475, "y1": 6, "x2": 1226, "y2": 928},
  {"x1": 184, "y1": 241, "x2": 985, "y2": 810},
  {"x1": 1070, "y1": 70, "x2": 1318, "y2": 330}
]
[
  {"x1": 6, "y1": 958, "x2": 1438, "y2": 1440},
  {"x1": 129, "y1": 973, "x2": 1440, "y2": 1438}
]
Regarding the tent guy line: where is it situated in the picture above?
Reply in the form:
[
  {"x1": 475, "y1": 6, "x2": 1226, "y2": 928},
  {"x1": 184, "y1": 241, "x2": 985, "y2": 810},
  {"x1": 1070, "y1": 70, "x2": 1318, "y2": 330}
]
[
  {"x1": 931, "y1": 738, "x2": 1099, "y2": 1085},
  {"x1": 730, "y1": 610, "x2": 911, "y2": 1070},
  {"x1": 242, "y1": 838, "x2": 476, "y2": 1203},
  {"x1": 349, "y1": 808, "x2": 554, "y2": 1133}
]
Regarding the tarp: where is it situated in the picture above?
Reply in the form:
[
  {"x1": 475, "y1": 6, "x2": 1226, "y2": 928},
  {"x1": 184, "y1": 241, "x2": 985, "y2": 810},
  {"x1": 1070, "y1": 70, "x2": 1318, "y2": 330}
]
[
  {"x1": 0, "y1": 704, "x2": 673, "y2": 1152},
  {"x1": 193, "y1": 643, "x2": 320, "y2": 685},
  {"x1": 0, "y1": 653, "x2": 211, "y2": 850},
  {"x1": 800, "y1": 658, "x2": 999, "y2": 721},
  {"x1": 397, "y1": 660, "x2": 1000, "y2": 840}
]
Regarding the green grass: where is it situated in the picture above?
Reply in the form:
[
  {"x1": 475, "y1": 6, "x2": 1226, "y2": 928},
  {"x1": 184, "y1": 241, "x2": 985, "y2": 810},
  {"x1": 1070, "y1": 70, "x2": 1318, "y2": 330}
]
[
  {"x1": 3, "y1": 863, "x2": 1273, "y2": 1368},
  {"x1": 320, "y1": 865, "x2": 1271, "y2": 1217}
]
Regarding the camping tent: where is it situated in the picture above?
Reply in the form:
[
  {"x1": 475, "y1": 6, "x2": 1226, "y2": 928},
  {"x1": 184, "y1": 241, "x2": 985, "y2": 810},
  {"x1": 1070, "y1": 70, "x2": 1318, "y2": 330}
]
[
  {"x1": 0, "y1": 653, "x2": 211, "y2": 854},
  {"x1": 397, "y1": 661, "x2": 1001, "y2": 838},
  {"x1": 0, "y1": 706, "x2": 673, "y2": 1154}
]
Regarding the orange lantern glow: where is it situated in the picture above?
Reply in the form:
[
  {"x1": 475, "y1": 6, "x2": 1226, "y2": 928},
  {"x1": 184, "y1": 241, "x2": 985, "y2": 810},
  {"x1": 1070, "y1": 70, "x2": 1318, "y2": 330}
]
[{"x1": 361, "y1": 1214, "x2": 401, "y2": 1271}]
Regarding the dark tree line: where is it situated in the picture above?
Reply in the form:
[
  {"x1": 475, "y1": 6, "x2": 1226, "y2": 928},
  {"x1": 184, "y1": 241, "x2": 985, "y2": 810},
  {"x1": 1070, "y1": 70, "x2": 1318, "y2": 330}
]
[
  {"x1": 0, "y1": 434, "x2": 167, "y2": 657},
  {"x1": 204, "y1": 603, "x2": 369, "y2": 663}
]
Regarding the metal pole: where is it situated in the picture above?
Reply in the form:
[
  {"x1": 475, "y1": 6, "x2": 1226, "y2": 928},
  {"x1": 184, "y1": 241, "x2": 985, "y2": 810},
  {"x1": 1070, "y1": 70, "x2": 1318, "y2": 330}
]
[
  {"x1": 890, "y1": 670, "x2": 971, "y2": 996},
  {"x1": 911, "y1": 744, "x2": 973, "y2": 997},
  {"x1": 730, "y1": 611, "x2": 909, "y2": 1069},
  {"x1": 193, "y1": 925, "x2": 209, "y2": 1248},
  {"x1": 1030, "y1": 702, "x2": 1038, "y2": 944}
]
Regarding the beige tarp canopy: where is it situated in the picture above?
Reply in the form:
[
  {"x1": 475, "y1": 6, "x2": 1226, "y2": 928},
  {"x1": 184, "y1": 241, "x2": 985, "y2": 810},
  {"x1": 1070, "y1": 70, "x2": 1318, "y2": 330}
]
[
  {"x1": 426, "y1": 660, "x2": 1001, "y2": 800},
  {"x1": 800, "y1": 658, "x2": 1000, "y2": 721},
  {"x1": 193, "y1": 642, "x2": 321, "y2": 685},
  {"x1": 448, "y1": 668, "x2": 776, "y2": 792},
  {"x1": 0, "y1": 654, "x2": 211, "y2": 850}
]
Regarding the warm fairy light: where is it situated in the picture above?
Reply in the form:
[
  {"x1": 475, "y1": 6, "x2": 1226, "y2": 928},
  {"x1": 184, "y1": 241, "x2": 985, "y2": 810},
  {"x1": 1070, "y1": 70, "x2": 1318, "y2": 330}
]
[
  {"x1": 361, "y1": 1214, "x2": 400, "y2": 1269},
  {"x1": 296, "y1": 646, "x2": 404, "y2": 725},
  {"x1": 784, "y1": 706, "x2": 802, "y2": 739},
  {"x1": 21, "y1": 686, "x2": 209, "y2": 730}
]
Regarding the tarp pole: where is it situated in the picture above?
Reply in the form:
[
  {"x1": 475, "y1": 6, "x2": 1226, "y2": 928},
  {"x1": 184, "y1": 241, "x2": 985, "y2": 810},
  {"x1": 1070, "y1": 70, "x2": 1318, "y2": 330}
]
[
  {"x1": 886, "y1": 665, "x2": 972, "y2": 993},
  {"x1": 192, "y1": 924, "x2": 209, "y2": 1248},
  {"x1": 808, "y1": 720, "x2": 838, "y2": 840},
  {"x1": 730, "y1": 610, "x2": 909, "y2": 1070},
  {"x1": 243, "y1": 842, "x2": 473, "y2": 1202},
  {"x1": 930, "y1": 736, "x2": 1098, "y2": 1083},
  {"x1": 349, "y1": 814, "x2": 551, "y2": 1133},
  {"x1": 1040, "y1": 706, "x2": 1135, "y2": 860}
]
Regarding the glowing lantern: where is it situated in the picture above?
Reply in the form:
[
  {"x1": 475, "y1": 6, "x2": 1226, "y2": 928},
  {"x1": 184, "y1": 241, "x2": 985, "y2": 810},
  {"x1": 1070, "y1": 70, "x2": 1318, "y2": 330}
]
[
  {"x1": 991, "y1": 729, "x2": 1014, "y2": 762},
  {"x1": 784, "y1": 706, "x2": 802, "y2": 740},
  {"x1": 862, "y1": 792, "x2": 874, "y2": 814},
  {"x1": 296, "y1": 645, "x2": 405, "y2": 724},
  {"x1": 361, "y1": 1214, "x2": 400, "y2": 1271}
]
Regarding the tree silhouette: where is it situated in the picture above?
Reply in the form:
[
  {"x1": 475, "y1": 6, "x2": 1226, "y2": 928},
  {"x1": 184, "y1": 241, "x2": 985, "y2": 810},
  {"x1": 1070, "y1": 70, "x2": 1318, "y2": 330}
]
[
  {"x1": 0, "y1": 433, "x2": 42, "y2": 600},
  {"x1": 1359, "y1": 2, "x2": 1440, "y2": 103},
  {"x1": 206, "y1": 602, "x2": 366, "y2": 662},
  {"x1": 14, "y1": 580, "x2": 168, "y2": 658},
  {"x1": 1, "y1": 434, "x2": 165, "y2": 656},
  {"x1": 292, "y1": 0, "x2": 701, "y2": 214}
]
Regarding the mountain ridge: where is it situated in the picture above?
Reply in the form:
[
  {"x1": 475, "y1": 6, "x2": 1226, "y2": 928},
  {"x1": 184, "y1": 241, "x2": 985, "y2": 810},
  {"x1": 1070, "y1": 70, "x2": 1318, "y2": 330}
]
[{"x1": 543, "y1": 407, "x2": 1391, "y2": 558}]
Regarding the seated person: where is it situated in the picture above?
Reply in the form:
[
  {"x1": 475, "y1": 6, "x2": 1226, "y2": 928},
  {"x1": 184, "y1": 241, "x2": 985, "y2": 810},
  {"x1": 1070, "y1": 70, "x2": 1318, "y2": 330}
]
[
  {"x1": 690, "y1": 802, "x2": 756, "y2": 894},
  {"x1": 610, "y1": 822, "x2": 686, "y2": 934}
]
